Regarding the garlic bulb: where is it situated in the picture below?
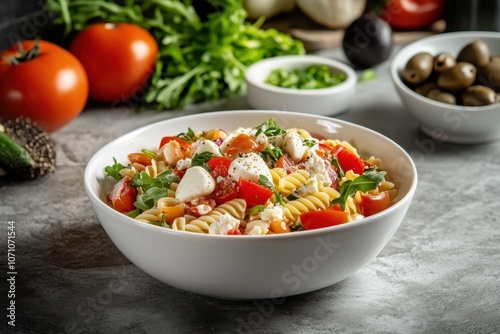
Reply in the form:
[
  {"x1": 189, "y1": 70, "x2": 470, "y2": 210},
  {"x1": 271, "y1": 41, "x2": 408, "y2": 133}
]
[
  {"x1": 296, "y1": 0, "x2": 367, "y2": 29},
  {"x1": 244, "y1": 0, "x2": 296, "y2": 20}
]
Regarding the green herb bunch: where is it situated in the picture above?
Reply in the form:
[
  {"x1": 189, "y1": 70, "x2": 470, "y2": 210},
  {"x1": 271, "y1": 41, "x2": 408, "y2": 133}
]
[{"x1": 45, "y1": 0, "x2": 305, "y2": 110}]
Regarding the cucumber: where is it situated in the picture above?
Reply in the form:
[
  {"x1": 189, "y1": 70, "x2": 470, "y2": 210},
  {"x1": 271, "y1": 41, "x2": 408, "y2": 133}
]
[{"x1": 0, "y1": 126, "x2": 34, "y2": 169}]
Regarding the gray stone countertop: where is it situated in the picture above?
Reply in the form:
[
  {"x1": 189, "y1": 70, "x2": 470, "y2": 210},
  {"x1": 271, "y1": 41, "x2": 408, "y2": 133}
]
[{"x1": 1, "y1": 47, "x2": 500, "y2": 334}]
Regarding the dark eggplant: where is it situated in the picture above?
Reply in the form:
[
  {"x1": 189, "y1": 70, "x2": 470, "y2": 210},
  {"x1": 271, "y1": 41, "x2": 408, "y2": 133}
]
[{"x1": 342, "y1": 14, "x2": 394, "y2": 69}]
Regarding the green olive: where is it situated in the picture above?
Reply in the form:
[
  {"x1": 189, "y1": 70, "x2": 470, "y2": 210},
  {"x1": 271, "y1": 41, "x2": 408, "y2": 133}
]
[
  {"x1": 426, "y1": 88, "x2": 457, "y2": 105},
  {"x1": 456, "y1": 39, "x2": 491, "y2": 68},
  {"x1": 415, "y1": 82, "x2": 437, "y2": 96},
  {"x1": 437, "y1": 62, "x2": 477, "y2": 93},
  {"x1": 476, "y1": 60, "x2": 500, "y2": 92},
  {"x1": 402, "y1": 52, "x2": 434, "y2": 86},
  {"x1": 460, "y1": 85, "x2": 497, "y2": 106},
  {"x1": 433, "y1": 52, "x2": 456, "y2": 72}
]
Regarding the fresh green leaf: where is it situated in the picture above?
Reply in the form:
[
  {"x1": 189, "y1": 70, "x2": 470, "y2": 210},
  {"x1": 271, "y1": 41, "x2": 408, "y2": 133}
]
[
  {"x1": 331, "y1": 157, "x2": 344, "y2": 179},
  {"x1": 265, "y1": 64, "x2": 347, "y2": 89},
  {"x1": 250, "y1": 205, "x2": 266, "y2": 214},
  {"x1": 358, "y1": 68, "x2": 377, "y2": 83},
  {"x1": 302, "y1": 139, "x2": 316, "y2": 148},
  {"x1": 259, "y1": 146, "x2": 283, "y2": 165},
  {"x1": 177, "y1": 127, "x2": 198, "y2": 143},
  {"x1": 258, "y1": 174, "x2": 285, "y2": 206},
  {"x1": 254, "y1": 118, "x2": 286, "y2": 137},
  {"x1": 191, "y1": 152, "x2": 213, "y2": 169},
  {"x1": 142, "y1": 149, "x2": 157, "y2": 159},
  {"x1": 331, "y1": 170, "x2": 386, "y2": 210},
  {"x1": 105, "y1": 157, "x2": 126, "y2": 180}
]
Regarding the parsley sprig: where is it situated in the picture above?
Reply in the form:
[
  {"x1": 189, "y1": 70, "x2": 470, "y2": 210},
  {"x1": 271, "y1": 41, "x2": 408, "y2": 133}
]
[{"x1": 331, "y1": 170, "x2": 386, "y2": 210}]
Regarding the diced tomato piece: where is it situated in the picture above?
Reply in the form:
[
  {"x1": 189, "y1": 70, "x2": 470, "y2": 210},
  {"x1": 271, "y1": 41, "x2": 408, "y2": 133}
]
[
  {"x1": 359, "y1": 191, "x2": 391, "y2": 217},
  {"x1": 207, "y1": 156, "x2": 233, "y2": 178},
  {"x1": 224, "y1": 133, "x2": 262, "y2": 159},
  {"x1": 159, "y1": 136, "x2": 192, "y2": 150},
  {"x1": 227, "y1": 228, "x2": 242, "y2": 235},
  {"x1": 185, "y1": 197, "x2": 217, "y2": 217},
  {"x1": 211, "y1": 177, "x2": 239, "y2": 204},
  {"x1": 299, "y1": 209, "x2": 349, "y2": 230},
  {"x1": 108, "y1": 176, "x2": 137, "y2": 213},
  {"x1": 237, "y1": 178, "x2": 273, "y2": 208},
  {"x1": 318, "y1": 143, "x2": 336, "y2": 159},
  {"x1": 333, "y1": 144, "x2": 365, "y2": 175},
  {"x1": 275, "y1": 154, "x2": 295, "y2": 173},
  {"x1": 127, "y1": 152, "x2": 153, "y2": 166}
]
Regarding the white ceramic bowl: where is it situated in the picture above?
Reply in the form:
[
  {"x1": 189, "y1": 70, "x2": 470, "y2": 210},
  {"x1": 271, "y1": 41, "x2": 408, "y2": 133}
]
[
  {"x1": 245, "y1": 55, "x2": 357, "y2": 115},
  {"x1": 84, "y1": 110, "x2": 417, "y2": 300},
  {"x1": 391, "y1": 31, "x2": 500, "y2": 144}
]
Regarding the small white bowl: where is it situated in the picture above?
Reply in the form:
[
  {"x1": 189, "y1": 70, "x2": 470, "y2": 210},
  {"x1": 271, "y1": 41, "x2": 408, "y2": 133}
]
[
  {"x1": 84, "y1": 110, "x2": 417, "y2": 300},
  {"x1": 245, "y1": 55, "x2": 357, "y2": 115},
  {"x1": 390, "y1": 31, "x2": 500, "y2": 144}
]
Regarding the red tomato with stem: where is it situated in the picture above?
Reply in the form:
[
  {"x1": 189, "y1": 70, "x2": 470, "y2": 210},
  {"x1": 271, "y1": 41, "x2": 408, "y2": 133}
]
[
  {"x1": 0, "y1": 39, "x2": 88, "y2": 132},
  {"x1": 70, "y1": 22, "x2": 158, "y2": 102},
  {"x1": 379, "y1": 0, "x2": 445, "y2": 30},
  {"x1": 359, "y1": 191, "x2": 391, "y2": 217},
  {"x1": 299, "y1": 209, "x2": 349, "y2": 230},
  {"x1": 108, "y1": 176, "x2": 138, "y2": 213},
  {"x1": 238, "y1": 178, "x2": 273, "y2": 208}
]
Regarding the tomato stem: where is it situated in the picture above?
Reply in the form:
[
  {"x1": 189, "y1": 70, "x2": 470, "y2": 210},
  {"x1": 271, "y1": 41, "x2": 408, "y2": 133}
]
[{"x1": 4, "y1": 38, "x2": 41, "y2": 65}]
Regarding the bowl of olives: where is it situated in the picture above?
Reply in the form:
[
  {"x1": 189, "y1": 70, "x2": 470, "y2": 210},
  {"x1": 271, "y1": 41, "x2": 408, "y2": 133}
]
[{"x1": 390, "y1": 31, "x2": 500, "y2": 144}]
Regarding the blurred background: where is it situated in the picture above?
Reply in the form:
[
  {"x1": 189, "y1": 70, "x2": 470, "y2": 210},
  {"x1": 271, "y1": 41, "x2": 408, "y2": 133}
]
[{"x1": 2, "y1": 0, "x2": 500, "y2": 53}]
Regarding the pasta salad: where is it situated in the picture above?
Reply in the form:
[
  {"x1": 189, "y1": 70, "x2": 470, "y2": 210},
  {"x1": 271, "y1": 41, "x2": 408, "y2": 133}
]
[{"x1": 104, "y1": 118, "x2": 396, "y2": 235}]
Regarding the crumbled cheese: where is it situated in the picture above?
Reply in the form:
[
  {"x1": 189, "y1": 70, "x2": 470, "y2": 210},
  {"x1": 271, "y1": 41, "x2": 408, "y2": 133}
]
[
  {"x1": 245, "y1": 220, "x2": 270, "y2": 235},
  {"x1": 196, "y1": 204, "x2": 213, "y2": 215},
  {"x1": 176, "y1": 158, "x2": 192, "y2": 170},
  {"x1": 304, "y1": 149, "x2": 331, "y2": 187},
  {"x1": 208, "y1": 213, "x2": 240, "y2": 235},
  {"x1": 297, "y1": 177, "x2": 320, "y2": 197},
  {"x1": 260, "y1": 204, "x2": 285, "y2": 223}
]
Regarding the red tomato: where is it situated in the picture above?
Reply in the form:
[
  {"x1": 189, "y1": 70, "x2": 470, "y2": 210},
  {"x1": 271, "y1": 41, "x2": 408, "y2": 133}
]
[
  {"x1": 299, "y1": 209, "x2": 349, "y2": 230},
  {"x1": 333, "y1": 145, "x2": 365, "y2": 175},
  {"x1": 128, "y1": 153, "x2": 153, "y2": 166},
  {"x1": 159, "y1": 136, "x2": 191, "y2": 150},
  {"x1": 225, "y1": 133, "x2": 262, "y2": 158},
  {"x1": 227, "y1": 228, "x2": 242, "y2": 235},
  {"x1": 359, "y1": 191, "x2": 391, "y2": 217},
  {"x1": 275, "y1": 154, "x2": 295, "y2": 173},
  {"x1": 238, "y1": 178, "x2": 273, "y2": 208},
  {"x1": 0, "y1": 40, "x2": 88, "y2": 132},
  {"x1": 211, "y1": 177, "x2": 239, "y2": 204},
  {"x1": 185, "y1": 197, "x2": 217, "y2": 217},
  {"x1": 108, "y1": 176, "x2": 138, "y2": 213},
  {"x1": 70, "y1": 23, "x2": 158, "y2": 102},
  {"x1": 207, "y1": 157, "x2": 233, "y2": 178},
  {"x1": 379, "y1": 0, "x2": 445, "y2": 30}
]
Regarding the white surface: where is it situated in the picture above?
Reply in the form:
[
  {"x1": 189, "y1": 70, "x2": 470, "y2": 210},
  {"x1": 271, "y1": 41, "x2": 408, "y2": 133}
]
[
  {"x1": 390, "y1": 31, "x2": 500, "y2": 144},
  {"x1": 245, "y1": 55, "x2": 357, "y2": 116},
  {"x1": 84, "y1": 110, "x2": 417, "y2": 300}
]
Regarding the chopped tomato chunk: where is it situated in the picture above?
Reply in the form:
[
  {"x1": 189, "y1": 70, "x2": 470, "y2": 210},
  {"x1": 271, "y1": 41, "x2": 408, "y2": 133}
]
[
  {"x1": 299, "y1": 209, "x2": 349, "y2": 230},
  {"x1": 108, "y1": 176, "x2": 137, "y2": 213},
  {"x1": 225, "y1": 133, "x2": 262, "y2": 158},
  {"x1": 237, "y1": 178, "x2": 273, "y2": 208},
  {"x1": 128, "y1": 152, "x2": 153, "y2": 166},
  {"x1": 359, "y1": 191, "x2": 391, "y2": 217},
  {"x1": 333, "y1": 144, "x2": 365, "y2": 175}
]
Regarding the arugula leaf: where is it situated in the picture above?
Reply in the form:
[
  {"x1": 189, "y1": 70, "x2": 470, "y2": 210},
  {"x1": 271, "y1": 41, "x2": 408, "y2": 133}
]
[
  {"x1": 105, "y1": 157, "x2": 126, "y2": 180},
  {"x1": 191, "y1": 152, "x2": 213, "y2": 169},
  {"x1": 250, "y1": 205, "x2": 266, "y2": 214},
  {"x1": 131, "y1": 170, "x2": 179, "y2": 191},
  {"x1": 134, "y1": 187, "x2": 170, "y2": 212},
  {"x1": 331, "y1": 157, "x2": 345, "y2": 179},
  {"x1": 331, "y1": 170, "x2": 386, "y2": 210},
  {"x1": 258, "y1": 174, "x2": 285, "y2": 206},
  {"x1": 302, "y1": 139, "x2": 316, "y2": 148},
  {"x1": 259, "y1": 146, "x2": 283, "y2": 165},
  {"x1": 177, "y1": 128, "x2": 198, "y2": 143},
  {"x1": 254, "y1": 118, "x2": 287, "y2": 137}
]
